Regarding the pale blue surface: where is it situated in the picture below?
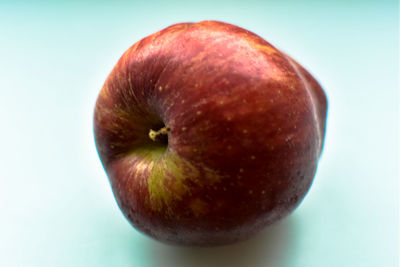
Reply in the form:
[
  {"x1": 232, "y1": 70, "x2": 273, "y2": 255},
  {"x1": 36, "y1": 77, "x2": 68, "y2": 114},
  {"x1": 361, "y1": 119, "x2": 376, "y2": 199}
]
[{"x1": 0, "y1": 1, "x2": 398, "y2": 266}]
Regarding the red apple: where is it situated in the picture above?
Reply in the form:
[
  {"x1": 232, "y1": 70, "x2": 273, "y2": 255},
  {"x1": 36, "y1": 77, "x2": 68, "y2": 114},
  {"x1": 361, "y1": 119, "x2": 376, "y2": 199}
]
[{"x1": 93, "y1": 20, "x2": 327, "y2": 246}]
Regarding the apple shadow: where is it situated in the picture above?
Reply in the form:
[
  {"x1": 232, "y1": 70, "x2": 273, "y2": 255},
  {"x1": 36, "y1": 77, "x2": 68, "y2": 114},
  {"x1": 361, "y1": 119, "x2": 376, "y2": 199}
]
[{"x1": 144, "y1": 217, "x2": 295, "y2": 267}]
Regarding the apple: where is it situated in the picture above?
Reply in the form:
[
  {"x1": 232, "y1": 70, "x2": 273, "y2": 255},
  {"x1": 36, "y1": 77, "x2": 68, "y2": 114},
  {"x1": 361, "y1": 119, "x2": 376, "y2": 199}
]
[{"x1": 93, "y1": 20, "x2": 327, "y2": 246}]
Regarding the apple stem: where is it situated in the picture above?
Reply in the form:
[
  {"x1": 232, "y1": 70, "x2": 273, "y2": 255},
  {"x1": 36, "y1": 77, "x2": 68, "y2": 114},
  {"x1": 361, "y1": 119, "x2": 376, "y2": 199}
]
[{"x1": 149, "y1": 126, "x2": 170, "y2": 141}]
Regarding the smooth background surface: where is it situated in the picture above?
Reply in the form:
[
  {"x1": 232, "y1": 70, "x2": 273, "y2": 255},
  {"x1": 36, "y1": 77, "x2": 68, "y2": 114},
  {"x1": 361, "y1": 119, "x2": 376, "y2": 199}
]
[{"x1": 0, "y1": 0, "x2": 398, "y2": 266}]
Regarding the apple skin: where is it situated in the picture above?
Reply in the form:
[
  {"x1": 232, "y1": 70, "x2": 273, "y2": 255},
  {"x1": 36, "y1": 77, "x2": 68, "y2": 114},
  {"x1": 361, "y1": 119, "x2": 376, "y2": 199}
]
[{"x1": 94, "y1": 20, "x2": 327, "y2": 246}]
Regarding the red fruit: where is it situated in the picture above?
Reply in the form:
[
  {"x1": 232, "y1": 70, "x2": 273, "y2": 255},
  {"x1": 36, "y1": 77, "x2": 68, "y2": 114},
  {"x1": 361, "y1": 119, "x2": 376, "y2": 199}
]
[{"x1": 94, "y1": 20, "x2": 327, "y2": 246}]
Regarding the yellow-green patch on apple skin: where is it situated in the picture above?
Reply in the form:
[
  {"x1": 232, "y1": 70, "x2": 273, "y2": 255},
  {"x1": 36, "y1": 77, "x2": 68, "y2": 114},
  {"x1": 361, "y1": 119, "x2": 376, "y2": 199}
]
[
  {"x1": 128, "y1": 147, "x2": 225, "y2": 215},
  {"x1": 94, "y1": 20, "x2": 327, "y2": 246}
]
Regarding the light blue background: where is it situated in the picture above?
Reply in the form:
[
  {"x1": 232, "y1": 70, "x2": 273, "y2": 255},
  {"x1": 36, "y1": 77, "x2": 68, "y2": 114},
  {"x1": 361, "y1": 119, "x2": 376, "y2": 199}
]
[{"x1": 0, "y1": 0, "x2": 398, "y2": 266}]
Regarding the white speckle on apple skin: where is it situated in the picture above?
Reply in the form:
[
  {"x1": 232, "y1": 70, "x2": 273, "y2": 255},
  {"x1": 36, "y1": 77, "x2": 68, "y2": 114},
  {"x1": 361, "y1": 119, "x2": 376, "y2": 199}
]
[{"x1": 285, "y1": 134, "x2": 294, "y2": 143}]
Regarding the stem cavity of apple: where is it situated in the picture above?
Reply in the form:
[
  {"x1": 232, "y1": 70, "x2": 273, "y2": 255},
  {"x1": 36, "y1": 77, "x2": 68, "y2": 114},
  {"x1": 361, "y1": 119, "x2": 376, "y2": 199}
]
[{"x1": 149, "y1": 126, "x2": 170, "y2": 142}]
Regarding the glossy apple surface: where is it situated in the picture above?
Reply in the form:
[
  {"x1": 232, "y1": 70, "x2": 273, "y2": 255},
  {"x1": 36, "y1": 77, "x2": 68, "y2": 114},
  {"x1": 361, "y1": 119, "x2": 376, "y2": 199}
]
[{"x1": 94, "y1": 20, "x2": 327, "y2": 246}]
